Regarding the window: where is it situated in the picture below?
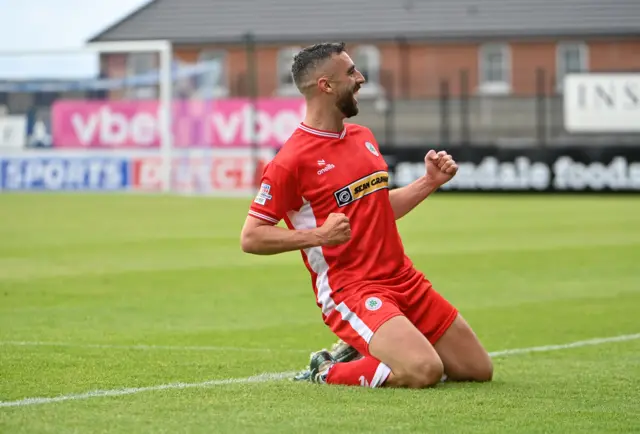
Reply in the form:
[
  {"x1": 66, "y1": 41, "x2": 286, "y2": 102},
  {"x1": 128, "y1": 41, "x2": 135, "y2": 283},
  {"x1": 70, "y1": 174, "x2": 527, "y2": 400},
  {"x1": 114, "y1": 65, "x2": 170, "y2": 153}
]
[
  {"x1": 353, "y1": 45, "x2": 381, "y2": 93},
  {"x1": 556, "y1": 43, "x2": 588, "y2": 91},
  {"x1": 127, "y1": 52, "x2": 156, "y2": 75},
  {"x1": 479, "y1": 43, "x2": 511, "y2": 94},
  {"x1": 196, "y1": 50, "x2": 227, "y2": 98},
  {"x1": 126, "y1": 52, "x2": 157, "y2": 99},
  {"x1": 277, "y1": 46, "x2": 301, "y2": 93}
]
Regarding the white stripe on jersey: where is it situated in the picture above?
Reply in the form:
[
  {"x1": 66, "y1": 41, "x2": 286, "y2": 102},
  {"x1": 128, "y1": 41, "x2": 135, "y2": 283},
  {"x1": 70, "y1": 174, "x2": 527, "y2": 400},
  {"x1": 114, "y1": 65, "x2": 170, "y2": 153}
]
[
  {"x1": 335, "y1": 302, "x2": 374, "y2": 342},
  {"x1": 370, "y1": 362, "x2": 392, "y2": 388},
  {"x1": 286, "y1": 200, "x2": 336, "y2": 314},
  {"x1": 285, "y1": 187, "x2": 379, "y2": 354},
  {"x1": 248, "y1": 210, "x2": 279, "y2": 224},
  {"x1": 298, "y1": 123, "x2": 347, "y2": 139}
]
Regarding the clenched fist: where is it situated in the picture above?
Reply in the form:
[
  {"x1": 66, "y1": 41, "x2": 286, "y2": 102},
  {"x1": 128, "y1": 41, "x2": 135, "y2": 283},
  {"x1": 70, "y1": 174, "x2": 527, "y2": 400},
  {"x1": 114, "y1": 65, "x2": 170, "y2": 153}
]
[
  {"x1": 317, "y1": 213, "x2": 351, "y2": 246},
  {"x1": 424, "y1": 149, "x2": 458, "y2": 188}
]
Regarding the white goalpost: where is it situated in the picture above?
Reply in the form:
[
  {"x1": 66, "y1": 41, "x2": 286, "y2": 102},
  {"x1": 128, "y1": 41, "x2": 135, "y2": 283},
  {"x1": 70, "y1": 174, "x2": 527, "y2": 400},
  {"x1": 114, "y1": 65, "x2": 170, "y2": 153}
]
[{"x1": 85, "y1": 40, "x2": 174, "y2": 193}]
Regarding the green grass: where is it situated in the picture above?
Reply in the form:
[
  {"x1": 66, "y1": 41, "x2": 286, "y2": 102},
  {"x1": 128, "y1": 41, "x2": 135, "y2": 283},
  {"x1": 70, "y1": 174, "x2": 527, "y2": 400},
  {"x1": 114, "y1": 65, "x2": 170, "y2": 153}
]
[{"x1": 1, "y1": 193, "x2": 639, "y2": 433}]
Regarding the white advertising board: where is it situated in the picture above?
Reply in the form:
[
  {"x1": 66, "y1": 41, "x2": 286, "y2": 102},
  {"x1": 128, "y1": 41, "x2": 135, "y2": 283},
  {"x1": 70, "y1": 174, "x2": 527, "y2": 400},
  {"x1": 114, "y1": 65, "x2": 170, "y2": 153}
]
[{"x1": 563, "y1": 73, "x2": 640, "y2": 133}]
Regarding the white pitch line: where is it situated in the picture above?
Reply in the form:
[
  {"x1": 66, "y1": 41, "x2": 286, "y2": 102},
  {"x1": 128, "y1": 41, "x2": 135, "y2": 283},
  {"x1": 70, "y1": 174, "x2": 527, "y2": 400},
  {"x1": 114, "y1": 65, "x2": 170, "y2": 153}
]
[
  {"x1": 0, "y1": 372, "x2": 298, "y2": 408},
  {"x1": 487, "y1": 333, "x2": 640, "y2": 357},
  {"x1": 0, "y1": 341, "x2": 309, "y2": 354},
  {"x1": 1, "y1": 333, "x2": 638, "y2": 409}
]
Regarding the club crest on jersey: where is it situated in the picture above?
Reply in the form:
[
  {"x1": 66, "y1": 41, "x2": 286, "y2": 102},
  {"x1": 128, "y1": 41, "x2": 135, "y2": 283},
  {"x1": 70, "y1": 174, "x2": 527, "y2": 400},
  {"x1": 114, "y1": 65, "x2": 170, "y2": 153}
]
[
  {"x1": 254, "y1": 183, "x2": 272, "y2": 205},
  {"x1": 365, "y1": 142, "x2": 379, "y2": 156},
  {"x1": 365, "y1": 297, "x2": 382, "y2": 311},
  {"x1": 333, "y1": 170, "x2": 389, "y2": 207}
]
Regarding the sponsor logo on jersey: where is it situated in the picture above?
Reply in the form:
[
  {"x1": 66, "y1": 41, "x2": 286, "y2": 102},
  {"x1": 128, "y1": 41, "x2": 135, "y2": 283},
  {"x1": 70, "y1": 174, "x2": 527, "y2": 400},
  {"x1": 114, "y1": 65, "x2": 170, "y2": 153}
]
[
  {"x1": 253, "y1": 183, "x2": 272, "y2": 205},
  {"x1": 333, "y1": 170, "x2": 389, "y2": 207}
]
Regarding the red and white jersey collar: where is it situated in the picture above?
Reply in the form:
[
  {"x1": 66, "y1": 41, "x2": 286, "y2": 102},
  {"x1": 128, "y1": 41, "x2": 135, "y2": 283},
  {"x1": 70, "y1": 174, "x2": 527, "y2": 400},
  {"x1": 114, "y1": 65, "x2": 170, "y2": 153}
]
[{"x1": 298, "y1": 123, "x2": 347, "y2": 139}]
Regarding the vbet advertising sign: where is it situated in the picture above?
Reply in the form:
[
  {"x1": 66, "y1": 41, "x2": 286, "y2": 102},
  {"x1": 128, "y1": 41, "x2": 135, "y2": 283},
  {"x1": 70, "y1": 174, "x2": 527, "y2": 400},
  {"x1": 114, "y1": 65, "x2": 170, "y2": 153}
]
[{"x1": 50, "y1": 98, "x2": 306, "y2": 149}]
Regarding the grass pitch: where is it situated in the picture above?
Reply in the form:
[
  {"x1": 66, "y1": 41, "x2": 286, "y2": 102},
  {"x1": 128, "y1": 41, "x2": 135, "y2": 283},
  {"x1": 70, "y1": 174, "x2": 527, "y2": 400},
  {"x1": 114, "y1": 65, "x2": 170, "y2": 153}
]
[{"x1": 1, "y1": 193, "x2": 639, "y2": 433}]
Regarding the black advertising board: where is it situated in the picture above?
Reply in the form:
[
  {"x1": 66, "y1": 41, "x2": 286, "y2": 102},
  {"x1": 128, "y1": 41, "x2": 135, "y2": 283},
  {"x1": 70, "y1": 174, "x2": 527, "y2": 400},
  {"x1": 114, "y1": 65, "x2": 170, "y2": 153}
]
[{"x1": 380, "y1": 146, "x2": 640, "y2": 193}]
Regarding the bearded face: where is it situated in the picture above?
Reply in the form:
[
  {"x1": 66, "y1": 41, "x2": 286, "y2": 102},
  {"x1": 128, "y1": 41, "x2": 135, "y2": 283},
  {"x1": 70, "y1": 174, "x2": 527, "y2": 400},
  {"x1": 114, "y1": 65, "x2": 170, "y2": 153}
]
[{"x1": 336, "y1": 82, "x2": 361, "y2": 118}]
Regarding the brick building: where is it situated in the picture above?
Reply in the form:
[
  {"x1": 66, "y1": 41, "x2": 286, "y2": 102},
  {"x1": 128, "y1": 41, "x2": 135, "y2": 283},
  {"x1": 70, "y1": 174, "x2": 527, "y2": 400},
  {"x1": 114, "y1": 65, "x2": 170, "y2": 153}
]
[{"x1": 86, "y1": 0, "x2": 640, "y2": 145}]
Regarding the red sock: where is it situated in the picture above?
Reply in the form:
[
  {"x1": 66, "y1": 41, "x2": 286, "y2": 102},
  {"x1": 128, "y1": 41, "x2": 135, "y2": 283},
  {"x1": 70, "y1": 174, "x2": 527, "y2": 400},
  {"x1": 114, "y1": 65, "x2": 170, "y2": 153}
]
[{"x1": 326, "y1": 356, "x2": 391, "y2": 388}]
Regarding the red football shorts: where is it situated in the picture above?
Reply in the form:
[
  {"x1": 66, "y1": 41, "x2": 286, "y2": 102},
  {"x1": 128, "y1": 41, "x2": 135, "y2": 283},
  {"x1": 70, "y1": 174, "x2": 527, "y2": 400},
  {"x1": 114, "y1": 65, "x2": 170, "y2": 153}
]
[{"x1": 323, "y1": 275, "x2": 458, "y2": 358}]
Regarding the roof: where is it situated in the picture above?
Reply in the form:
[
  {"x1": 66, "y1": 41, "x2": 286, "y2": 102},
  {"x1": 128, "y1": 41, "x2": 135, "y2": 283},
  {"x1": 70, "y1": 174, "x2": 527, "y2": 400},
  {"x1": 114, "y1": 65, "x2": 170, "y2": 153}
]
[{"x1": 88, "y1": 0, "x2": 640, "y2": 44}]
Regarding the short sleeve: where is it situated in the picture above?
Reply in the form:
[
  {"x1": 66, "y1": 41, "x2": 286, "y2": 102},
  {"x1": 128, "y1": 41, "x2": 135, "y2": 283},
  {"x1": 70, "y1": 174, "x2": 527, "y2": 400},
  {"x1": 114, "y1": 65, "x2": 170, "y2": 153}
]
[{"x1": 248, "y1": 161, "x2": 301, "y2": 225}]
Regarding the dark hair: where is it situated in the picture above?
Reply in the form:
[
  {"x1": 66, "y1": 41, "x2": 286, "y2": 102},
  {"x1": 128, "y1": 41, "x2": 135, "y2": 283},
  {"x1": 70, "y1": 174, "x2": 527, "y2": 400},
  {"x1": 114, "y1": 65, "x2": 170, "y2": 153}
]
[{"x1": 291, "y1": 42, "x2": 346, "y2": 91}]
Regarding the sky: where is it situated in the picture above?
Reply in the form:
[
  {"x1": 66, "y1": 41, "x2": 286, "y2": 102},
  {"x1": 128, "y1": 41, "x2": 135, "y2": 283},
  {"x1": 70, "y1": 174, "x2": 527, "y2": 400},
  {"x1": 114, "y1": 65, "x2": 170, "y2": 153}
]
[{"x1": 0, "y1": 0, "x2": 149, "y2": 79}]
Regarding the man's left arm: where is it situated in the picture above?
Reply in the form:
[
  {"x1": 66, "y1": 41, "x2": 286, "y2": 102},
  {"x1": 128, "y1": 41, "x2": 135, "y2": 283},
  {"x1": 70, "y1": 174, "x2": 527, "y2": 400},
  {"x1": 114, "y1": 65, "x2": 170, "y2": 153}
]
[
  {"x1": 388, "y1": 177, "x2": 437, "y2": 220},
  {"x1": 388, "y1": 150, "x2": 458, "y2": 220}
]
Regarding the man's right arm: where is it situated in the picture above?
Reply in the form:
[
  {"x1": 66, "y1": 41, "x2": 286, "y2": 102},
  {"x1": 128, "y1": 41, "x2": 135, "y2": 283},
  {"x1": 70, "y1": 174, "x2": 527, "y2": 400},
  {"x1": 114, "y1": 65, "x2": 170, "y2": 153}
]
[
  {"x1": 240, "y1": 160, "x2": 350, "y2": 255},
  {"x1": 240, "y1": 213, "x2": 351, "y2": 255}
]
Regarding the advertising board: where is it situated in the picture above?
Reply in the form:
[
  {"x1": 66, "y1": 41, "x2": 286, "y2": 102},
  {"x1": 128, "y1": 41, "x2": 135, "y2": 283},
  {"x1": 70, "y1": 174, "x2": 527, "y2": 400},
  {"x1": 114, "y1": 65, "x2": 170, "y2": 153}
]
[
  {"x1": 131, "y1": 149, "x2": 275, "y2": 195},
  {"x1": 383, "y1": 146, "x2": 640, "y2": 192},
  {"x1": 51, "y1": 98, "x2": 305, "y2": 149},
  {"x1": 564, "y1": 73, "x2": 640, "y2": 133},
  {"x1": 0, "y1": 154, "x2": 130, "y2": 191}
]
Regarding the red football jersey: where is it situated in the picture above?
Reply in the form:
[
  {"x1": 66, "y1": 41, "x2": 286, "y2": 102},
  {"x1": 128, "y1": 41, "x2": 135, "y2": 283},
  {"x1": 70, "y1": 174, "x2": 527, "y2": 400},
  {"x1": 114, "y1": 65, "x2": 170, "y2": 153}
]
[{"x1": 248, "y1": 123, "x2": 419, "y2": 314}]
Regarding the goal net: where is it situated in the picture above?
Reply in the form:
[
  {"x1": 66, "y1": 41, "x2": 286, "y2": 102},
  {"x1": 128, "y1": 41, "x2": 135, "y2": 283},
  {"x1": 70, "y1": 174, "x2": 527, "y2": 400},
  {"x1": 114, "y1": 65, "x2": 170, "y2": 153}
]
[{"x1": 0, "y1": 41, "x2": 282, "y2": 196}]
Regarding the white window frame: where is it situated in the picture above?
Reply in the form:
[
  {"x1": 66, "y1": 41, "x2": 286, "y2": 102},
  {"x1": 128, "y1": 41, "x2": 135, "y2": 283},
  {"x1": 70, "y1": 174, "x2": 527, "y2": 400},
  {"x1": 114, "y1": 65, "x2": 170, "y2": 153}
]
[
  {"x1": 352, "y1": 45, "x2": 382, "y2": 97},
  {"x1": 277, "y1": 46, "x2": 301, "y2": 96},
  {"x1": 556, "y1": 42, "x2": 589, "y2": 92},
  {"x1": 478, "y1": 43, "x2": 511, "y2": 95},
  {"x1": 196, "y1": 49, "x2": 228, "y2": 98}
]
